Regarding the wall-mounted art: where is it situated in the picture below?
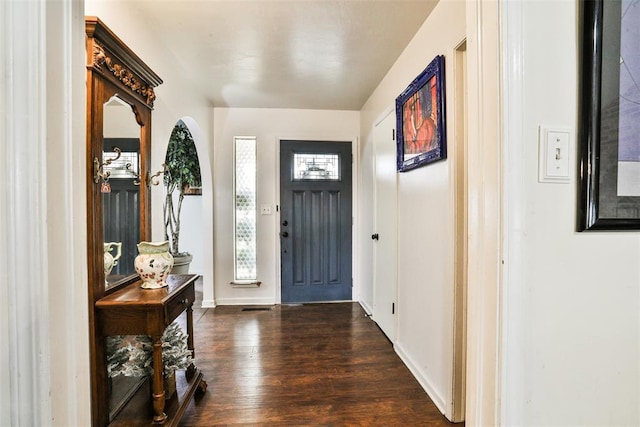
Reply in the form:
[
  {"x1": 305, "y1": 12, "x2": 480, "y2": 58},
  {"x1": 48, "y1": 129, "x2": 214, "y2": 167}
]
[
  {"x1": 396, "y1": 55, "x2": 446, "y2": 172},
  {"x1": 578, "y1": 0, "x2": 640, "y2": 230}
]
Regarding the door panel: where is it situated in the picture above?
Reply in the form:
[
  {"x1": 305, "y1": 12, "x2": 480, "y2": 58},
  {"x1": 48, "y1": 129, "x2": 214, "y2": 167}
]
[
  {"x1": 103, "y1": 179, "x2": 140, "y2": 278},
  {"x1": 102, "y1": 137, "x2": 141, "y2": 281},
  {"x1": 373, "y1": 111, "x2": 398, "y2": 341},
  {"x1": 280, "y1": 140, "x2": 352, "y2": 303},
  {"x1": 291, "y1": 191, "x2": 306, "y2": 285}
]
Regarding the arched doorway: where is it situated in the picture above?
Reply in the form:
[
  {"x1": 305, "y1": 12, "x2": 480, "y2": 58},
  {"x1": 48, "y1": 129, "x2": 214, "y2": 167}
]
[{"x1": 168, "y1": 117, "x2": 215, "y2": 307}]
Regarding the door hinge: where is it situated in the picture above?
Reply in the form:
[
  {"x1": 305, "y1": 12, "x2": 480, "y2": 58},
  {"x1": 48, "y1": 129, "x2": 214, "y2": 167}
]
[
  {"x1": 392, "y1": 302, "x2": 395, "y2": 314},
  {"x1": 392, "y1": 129, "x2": 395, "y2": 140}
]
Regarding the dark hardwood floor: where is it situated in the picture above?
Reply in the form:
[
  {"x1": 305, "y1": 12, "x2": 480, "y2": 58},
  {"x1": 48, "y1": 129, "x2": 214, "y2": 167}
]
[{"x1": 179, "y1": 282, "x2": 456, "y2": 426}]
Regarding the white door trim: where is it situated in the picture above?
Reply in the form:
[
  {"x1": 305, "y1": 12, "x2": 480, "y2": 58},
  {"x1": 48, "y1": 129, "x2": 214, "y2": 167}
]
[
  {"x1": 464, "y1": 0, "x2": 504, "y2": 425},
  {"x1": 0, "y1": 1, "x2": 91, "y2": 425},
  {"x1": 500, "y1": 0, "x2": 526, "y2": 423}
]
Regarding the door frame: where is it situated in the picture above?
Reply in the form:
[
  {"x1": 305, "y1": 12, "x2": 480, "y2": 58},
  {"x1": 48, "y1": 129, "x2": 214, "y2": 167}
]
[
  {"x1": 451, "y1": 38, "x2": 468, "y2": 423},
  {"x1": 275, "y1": 136, "x2": 360, "y2": 304}
]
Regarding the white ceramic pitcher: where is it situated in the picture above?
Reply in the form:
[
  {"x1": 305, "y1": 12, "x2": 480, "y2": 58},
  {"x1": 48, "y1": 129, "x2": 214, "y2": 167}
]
[
  {"x1": 104, "y1": 241, "x2": 122, "y2": 284},
  {"x1": 134, "y1": 241, "x2": 174, "y2": 289}
]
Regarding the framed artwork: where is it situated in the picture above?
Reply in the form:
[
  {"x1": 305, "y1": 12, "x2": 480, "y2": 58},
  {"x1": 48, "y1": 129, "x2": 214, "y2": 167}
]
[
  {"x1": 578, "y1": 0, "x2": 640, "y2": 230},
  {"x1": 396, "y1": 55, "x2": 446, "y2": 172}
]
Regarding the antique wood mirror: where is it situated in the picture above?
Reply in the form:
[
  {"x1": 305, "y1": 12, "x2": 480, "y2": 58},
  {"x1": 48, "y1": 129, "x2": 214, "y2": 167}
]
[{"x1": 85, "y1": 17, "x2": 162, "y2": 426}]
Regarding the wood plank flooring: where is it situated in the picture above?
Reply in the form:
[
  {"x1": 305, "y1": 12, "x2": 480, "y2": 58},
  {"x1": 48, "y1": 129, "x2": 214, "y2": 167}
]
[{"x1": 180, "y1": 295, "x2": 456, "y2": 426}]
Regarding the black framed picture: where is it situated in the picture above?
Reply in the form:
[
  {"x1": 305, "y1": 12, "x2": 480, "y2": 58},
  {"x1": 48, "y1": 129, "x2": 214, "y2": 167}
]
[
  {"x1": 578, "y1": 0, "x2": 640, "y2": 230},
  {"x1": 396, "y1": 55, "x2": 446, "y2": 172}
]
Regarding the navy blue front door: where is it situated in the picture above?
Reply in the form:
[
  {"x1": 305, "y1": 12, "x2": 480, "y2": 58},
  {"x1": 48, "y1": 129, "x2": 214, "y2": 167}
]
[{"x1": 280, "y1": 140, "x2": 353, "y2": 303}]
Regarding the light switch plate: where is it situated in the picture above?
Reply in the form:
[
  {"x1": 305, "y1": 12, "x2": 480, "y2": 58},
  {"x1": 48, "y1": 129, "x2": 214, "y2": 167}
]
[
  {"x1": 538, "y1": 127, "x2": 571, "y2": 183},
  {"x1": 260, "y1": 204, "x2": 272, "y2": 215}
]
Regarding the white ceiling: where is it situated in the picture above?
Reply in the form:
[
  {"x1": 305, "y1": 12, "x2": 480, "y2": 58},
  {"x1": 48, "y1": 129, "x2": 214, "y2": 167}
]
[{"x1": 125, "y1": 1, "x2": 438, "y2": 110}]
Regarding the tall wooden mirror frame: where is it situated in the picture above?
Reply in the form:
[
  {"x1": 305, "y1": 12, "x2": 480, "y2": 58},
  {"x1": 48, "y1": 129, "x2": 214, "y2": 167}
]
[{"x1": 85, "y1": 17, "x2": 162, "y2": 426}]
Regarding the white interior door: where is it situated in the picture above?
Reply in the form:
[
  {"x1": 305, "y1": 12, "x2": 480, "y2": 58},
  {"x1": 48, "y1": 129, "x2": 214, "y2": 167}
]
[{"x1": 372, "y1": 110, "x2": 398, "y2": 341}]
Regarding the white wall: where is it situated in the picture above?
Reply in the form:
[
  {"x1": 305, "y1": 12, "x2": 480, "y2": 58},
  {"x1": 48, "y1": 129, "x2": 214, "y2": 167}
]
[
  {"x1": 103, "y1": 101, "x2": 140, "y2": 137},
  {"x1": 501, "y1": 1, "x2": 640, "y2": 425},
  {"x1": 359, "y1": 0, "x2": 466, "y2": 419},
  {"x1": 180, "y1": 195, "x2": 204, "y2": 273},
  {"x1": 213, "y1": 108, "x2": 359, "y2": 305}
]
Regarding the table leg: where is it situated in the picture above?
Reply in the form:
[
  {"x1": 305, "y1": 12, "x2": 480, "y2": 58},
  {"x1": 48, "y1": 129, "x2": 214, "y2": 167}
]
[
  {"x1": 151, "y1": 334, "x2": 167, "y2": 423},
  {"x1": 186, "y1": 303, "x2": 195, "y2": 358},
  {"x1": 186, "y1": 303, "x2": 196, "y2": 380}
]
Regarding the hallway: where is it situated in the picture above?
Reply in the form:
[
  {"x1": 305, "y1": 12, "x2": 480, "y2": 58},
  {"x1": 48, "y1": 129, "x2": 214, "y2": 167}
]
[{"x1": 180, "y1": 294, "x2": 455, "y2": 426}]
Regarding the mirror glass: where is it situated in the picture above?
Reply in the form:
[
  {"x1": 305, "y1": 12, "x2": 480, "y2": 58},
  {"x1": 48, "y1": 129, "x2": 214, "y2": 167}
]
[{"x1": 102, "y1": 95, "x2": 141, "y2": 289}]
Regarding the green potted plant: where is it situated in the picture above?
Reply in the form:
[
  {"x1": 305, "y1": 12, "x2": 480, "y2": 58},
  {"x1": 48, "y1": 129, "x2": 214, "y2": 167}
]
[{"x1": 163, "y1": 120, "x2": 201, "y2": 273}]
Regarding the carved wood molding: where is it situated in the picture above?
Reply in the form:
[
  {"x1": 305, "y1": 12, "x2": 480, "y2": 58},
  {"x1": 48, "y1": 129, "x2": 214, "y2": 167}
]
[{"x1": 92, "y1": 41, "x2": 156, "y2": 107}]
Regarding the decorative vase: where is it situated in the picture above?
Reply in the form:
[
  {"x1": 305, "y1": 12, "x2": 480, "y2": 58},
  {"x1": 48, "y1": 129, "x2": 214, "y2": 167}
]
[
  {"x1": 134, "y1": 241, "x2": 174, "y2": 289},
  {"x1": 104, "y1": 242, "x2": 122, "y2": 284}
]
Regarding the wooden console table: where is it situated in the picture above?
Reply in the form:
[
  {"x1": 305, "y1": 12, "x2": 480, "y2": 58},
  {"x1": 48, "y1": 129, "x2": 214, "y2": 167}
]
[{"x1": 96, "y1": 274, "x2": 207, "y2": 425}]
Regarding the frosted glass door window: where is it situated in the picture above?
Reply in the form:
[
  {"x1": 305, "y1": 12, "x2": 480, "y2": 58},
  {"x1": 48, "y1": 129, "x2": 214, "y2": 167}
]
[{"x1": 293, "y1": 153, "x2": 340, "y2": 180}]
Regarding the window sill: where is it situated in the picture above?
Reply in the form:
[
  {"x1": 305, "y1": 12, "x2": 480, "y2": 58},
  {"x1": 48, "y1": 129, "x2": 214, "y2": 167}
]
[{"x1": 230, "y1": 281, "x2": 261, "y2": 288}]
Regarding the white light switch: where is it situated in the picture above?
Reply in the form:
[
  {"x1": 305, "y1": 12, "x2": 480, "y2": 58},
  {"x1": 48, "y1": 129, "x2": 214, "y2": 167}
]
[
  {"x1": 539, "y1": 127, "x2": 571, "y2": 183},
  {"x1": 260, "y1": 204, "x2": 272, "y2": 215}
]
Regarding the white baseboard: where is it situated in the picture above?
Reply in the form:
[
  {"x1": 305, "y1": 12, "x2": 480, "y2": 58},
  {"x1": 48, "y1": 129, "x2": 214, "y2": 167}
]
[
  {"x1": 359, "y1": 300, "x2": 373, "y2": 316},
  {"x1": 394, "y1": 342, "x2": 450, "y2": 420},
  {"x1": 215, "y1": 297, "x2": 276, "y2": 305},
  {"x1": 200, "y1": 299, "x2": 216, "y2": 308}
]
